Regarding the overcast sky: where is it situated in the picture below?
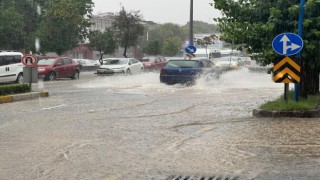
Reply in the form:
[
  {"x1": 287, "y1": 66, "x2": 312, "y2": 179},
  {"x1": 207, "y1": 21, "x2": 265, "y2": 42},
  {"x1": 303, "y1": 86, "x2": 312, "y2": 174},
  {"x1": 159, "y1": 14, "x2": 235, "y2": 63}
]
[{"x1": 92, "y1": 0, "x2": 222, "y2": 25}]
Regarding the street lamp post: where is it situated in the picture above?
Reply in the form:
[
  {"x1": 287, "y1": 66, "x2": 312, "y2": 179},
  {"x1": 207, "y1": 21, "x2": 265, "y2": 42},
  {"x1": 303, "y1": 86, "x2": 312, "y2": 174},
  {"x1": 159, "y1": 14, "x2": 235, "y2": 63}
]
[
  {"x1": 295, "y1": 0, "x2": 305, "y2": 101},
  {"x1": 189, "y1": 0, "x2": 193, "y2": 45}
]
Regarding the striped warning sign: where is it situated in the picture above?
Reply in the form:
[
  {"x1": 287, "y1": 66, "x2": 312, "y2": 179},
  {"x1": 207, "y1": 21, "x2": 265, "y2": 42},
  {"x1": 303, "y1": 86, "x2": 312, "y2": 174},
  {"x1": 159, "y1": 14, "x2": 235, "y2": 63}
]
[{"x1": 273, "y1": 56, "x2": 300, "y2": 83}]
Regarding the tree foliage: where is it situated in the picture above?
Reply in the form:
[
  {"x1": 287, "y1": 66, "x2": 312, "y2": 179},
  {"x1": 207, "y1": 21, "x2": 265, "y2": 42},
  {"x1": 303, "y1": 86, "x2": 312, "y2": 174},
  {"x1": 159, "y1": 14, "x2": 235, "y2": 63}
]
[
  {"x1": 183, "y1": 20, "x2": 219, "y2": 34},
  {"x1": 113, "y1": 8, "x2": 145, "y2": 58},
  {"x1": 142, "y1": 40, "x2": 161, "y2": 55},
  {"x1": 89, "y1": 29, "x2": 118, "y2": 64},
  {"x1": 213, "y1": 0, "x2": 320, "y2": 95},
  {"x1": 0, "y1": 8, "x2": 25, "y2": 50},
  {"x1": 162, "y1": 37, "x2": 181, "y2": 56},
  {"x1": 0, "y1": 0, "x2": 93, "y2": 55},
  {"x1": 37, "y1": 0, "x2": 93, "y2": 55},
  {"x1": 142, "y1": 23, "x2": 186, "y2": 56}
]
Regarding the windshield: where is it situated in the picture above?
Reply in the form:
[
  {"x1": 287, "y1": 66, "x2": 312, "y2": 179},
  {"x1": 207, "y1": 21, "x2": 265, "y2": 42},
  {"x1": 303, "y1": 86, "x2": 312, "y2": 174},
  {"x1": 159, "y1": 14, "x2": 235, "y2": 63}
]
[
  {"x1": 38, "y1": 59, "x2": 55, "y2": 65},
  {"x1": 166, "y1": 60, "x2": 199, "y2": 68},
  {"x1": 103, "y1": 59, "x2": 127, "y2": 65}
]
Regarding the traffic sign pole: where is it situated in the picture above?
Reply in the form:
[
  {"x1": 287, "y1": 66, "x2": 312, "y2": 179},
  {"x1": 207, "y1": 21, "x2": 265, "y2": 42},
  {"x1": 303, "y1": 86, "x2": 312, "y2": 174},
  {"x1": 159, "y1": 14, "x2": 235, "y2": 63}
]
[{"x1": 295, "y1": 0, "x2": 305, "y2": 101}]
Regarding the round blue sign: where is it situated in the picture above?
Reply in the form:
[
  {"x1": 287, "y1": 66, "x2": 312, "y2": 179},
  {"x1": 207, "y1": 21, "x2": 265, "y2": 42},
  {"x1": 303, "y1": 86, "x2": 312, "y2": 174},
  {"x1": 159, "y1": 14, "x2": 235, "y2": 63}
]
[
  {"x1": 184, "y1": 45, "x2": 197, "y2": 54},
  {"x1": 272, "y1": 33, "x2": 303, "y2": 56}
]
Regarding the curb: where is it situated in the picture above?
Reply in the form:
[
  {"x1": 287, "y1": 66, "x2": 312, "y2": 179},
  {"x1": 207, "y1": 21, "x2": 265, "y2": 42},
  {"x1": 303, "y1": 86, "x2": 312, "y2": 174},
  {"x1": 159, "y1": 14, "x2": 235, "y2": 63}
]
[
  {"x1": 0, "y1": 91, "x2": 49, "y2": 104},
  {"x1": 253, "y1": 107, "x2": 320, "y2": 118}
]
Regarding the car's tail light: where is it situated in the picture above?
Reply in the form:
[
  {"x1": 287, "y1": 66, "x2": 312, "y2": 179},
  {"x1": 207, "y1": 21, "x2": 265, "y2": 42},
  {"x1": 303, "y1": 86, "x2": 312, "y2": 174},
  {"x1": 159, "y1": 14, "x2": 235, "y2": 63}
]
[{"x1": 160, "y1": 69, "x2": 167, "y2": 75}]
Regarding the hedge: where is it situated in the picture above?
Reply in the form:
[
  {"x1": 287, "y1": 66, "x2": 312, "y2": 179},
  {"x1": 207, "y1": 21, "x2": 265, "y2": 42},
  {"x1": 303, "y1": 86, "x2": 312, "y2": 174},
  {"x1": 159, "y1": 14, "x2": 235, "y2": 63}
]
[{"x1": 0, "y1": 84, "x2": 31, "y2": 96}]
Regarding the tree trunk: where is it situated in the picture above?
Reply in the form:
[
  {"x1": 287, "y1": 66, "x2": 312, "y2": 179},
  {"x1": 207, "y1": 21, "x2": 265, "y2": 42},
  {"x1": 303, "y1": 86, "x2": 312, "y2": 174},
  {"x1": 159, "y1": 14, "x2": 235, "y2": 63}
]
[
  {"x1": 301, "y1": 58, "x2": 320, "y2": 96},
  {"x1": 123, "y1": 46, "x2": 128, "y2": 58}
]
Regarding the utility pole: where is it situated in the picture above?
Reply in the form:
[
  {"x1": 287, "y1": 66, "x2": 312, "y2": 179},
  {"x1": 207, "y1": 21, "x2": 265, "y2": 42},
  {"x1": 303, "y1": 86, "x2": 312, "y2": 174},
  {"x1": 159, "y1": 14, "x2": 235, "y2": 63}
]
[
  {"x1": 295, "y1": 0, "x2": 305, "y2": 101},
  {"x1": 189, "y1": 0, "x2": 194, "y2": 45}
]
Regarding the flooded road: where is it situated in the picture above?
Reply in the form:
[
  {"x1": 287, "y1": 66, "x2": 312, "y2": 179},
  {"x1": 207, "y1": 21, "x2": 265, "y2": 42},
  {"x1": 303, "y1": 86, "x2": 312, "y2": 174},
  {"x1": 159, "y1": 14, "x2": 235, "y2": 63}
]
[{"x1": 1, "y1": 67, "x2": 320, "y2": 179}]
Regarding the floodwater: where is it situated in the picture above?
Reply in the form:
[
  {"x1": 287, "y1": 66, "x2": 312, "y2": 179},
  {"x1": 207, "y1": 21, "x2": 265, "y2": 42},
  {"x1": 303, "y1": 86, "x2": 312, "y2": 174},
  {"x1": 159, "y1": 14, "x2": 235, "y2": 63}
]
[{"x1": 1, "y1": 67, "x2": 319, "y2": 180}]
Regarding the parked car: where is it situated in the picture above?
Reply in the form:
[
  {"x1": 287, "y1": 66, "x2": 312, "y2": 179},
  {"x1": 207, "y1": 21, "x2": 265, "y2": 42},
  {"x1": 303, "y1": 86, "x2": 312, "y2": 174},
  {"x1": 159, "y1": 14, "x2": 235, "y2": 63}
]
[
  {"x1": 74, "y1": 59, "x2": 99, "y2": 71},
  {"x1": 96, "y1": 58, "x2": 144, "y2": 75},
  {"x1": 37, "y1": 57, "x2": 80, "y2": 81},
  {"x1": 0, "y1": 51, "x2": 24, "y2": 84},
  {"x1": 140, "y1": 56, "x2": 167, "y2": 71},
  {"x1": 160, "y1": 58, "x2": 221, "y2": 85}
]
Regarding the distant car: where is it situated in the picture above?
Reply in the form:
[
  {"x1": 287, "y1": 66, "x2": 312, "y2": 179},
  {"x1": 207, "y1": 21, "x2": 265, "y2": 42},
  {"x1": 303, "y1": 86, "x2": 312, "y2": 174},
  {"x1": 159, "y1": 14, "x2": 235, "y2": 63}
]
[
  {"x1": 212, "y1": 56, "x2": 240, "y2": 70},
  {"x1": 96, "y1": 58, "x2": 144, "y2": 75},
  {"x1": 74, "y1": 59, "x2": 99, "y2": 71},
  {"x1": 37, "y1": 57, "x2": 80, "y2": 81},
  {"x1": 238, "y1": 56, "x2": 252, "y2": 66},
  {"x1": 248, "y1": 60, "x2": 273, "y2": 73},
  {"x1": 140, "y1": 56, "x2": 167, "y2": 71},
  {"x1": 160, "y1": 58, "x2": 220, "y2": 85}
]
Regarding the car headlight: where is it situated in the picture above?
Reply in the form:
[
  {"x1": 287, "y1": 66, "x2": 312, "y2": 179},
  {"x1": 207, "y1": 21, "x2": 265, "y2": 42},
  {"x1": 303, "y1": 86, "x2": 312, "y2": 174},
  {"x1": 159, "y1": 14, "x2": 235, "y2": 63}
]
[{"x1": 38, "y1": 68, "x2": 45, "y2": 72}]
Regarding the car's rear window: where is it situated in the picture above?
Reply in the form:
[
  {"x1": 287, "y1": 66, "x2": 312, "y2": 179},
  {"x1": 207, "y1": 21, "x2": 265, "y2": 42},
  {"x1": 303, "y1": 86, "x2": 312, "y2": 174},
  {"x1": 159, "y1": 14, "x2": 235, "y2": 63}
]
[
  {"x1": 165, "y1": 60, "x2": 199, "y2": 68},
  {"x1": 38, "y1": 59, "x2": 55, "y2": 65}
]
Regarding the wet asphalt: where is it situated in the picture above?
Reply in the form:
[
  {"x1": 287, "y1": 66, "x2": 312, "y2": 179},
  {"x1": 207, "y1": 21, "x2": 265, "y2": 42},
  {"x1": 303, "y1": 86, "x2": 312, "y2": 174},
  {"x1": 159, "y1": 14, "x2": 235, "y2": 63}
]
[{"x1": 1, "y1": 68, "x2": 320, "y2": 180}]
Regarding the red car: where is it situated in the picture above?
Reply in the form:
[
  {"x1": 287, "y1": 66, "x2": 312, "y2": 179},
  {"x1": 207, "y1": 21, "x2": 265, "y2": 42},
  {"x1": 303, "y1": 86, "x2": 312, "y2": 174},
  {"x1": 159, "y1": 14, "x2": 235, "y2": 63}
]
[
  {"x1": 37, "y1": 57, "x2": 80, "y2": 81},
  {"x1": 140, "y1": 56, "x2": 167, "y2": 71}
]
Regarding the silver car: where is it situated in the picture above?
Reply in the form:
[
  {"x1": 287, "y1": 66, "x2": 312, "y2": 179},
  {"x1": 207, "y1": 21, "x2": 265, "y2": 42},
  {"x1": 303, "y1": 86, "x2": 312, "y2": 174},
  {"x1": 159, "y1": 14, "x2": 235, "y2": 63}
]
[{"x1": 96, "y1": 58, "x2": 144, "y2": 75}]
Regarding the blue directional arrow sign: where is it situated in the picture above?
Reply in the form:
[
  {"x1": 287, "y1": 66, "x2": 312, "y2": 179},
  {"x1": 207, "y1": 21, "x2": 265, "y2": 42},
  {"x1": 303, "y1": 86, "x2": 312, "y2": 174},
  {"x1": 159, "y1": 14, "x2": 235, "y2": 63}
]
[
  {"x1": 184, "y1": 45, "x2": 197, "y2": 54},
  {"x1": 272, "y1": 33, "x2": 303, "y2": 56}
]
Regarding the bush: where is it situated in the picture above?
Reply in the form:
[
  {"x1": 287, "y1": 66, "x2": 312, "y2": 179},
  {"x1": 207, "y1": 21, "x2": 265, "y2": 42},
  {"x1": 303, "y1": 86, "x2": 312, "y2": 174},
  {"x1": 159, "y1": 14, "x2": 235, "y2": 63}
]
[{"x1": 0, "y1": 84, "x2": 31, "y2": 96}]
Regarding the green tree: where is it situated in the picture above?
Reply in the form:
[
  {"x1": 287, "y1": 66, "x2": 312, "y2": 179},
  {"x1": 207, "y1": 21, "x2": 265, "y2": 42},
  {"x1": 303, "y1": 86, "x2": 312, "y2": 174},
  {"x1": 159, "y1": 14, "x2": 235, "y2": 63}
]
[
  {"x1": 89, "y1": 29, "x2": 118, "y2": 64},
  {"x1": 162, "y1": 37, "x2": 181, "y2": 56},
  {"x1": 213, "y1": 0, "x2": 320, "y2": 96},
  {"x1": 113, "y1": 7, "x2": 145, "y2": 58},
  {"x1": 0, "y1": 8, "x2": 25, "y2": 50},
  {"x1": 36, "y1": 0, "x2": 93, "y2": 55},
  {"x1": 143, "y1": 40, "x2": 161, "y2": 55},
  {"x1": 143, "y1": 23, "x2": 185, "y2": 56},
  {"x1": 183, "y1": 20, "x2": 219, "y2": 34},
  {"x1": 148, "y1": 23, "x2": 186, "y2": 42}
]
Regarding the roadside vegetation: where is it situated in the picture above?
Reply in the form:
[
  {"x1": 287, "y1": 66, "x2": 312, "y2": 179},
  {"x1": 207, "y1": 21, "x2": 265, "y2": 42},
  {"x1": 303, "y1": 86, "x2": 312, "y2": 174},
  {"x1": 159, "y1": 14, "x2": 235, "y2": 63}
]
[
  {"x1": 213, "y1": 0, "x2": 320, "y2": 97},
  {"x1": 260, "y1": 91, "x2": 320, "y2": 111},
  {"x1": 0, "y1": 84, "x2": 31, "y2": 96}
]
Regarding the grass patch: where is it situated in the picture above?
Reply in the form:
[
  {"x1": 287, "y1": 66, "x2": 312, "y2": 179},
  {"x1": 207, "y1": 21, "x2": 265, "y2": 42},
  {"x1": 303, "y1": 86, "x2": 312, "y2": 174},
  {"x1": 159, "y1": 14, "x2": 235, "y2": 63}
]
[{"x1": 260, "y1": 91, "x2": 320, "y2": 111}]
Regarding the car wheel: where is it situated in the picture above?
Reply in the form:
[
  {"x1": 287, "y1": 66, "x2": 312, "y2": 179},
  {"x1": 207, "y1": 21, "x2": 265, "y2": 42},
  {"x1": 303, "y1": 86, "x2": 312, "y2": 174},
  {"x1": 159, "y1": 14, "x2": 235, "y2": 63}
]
[
  {"x1": 46, "y1": 71, "x2": 56, "y2": 81},
  {"x1": 71, "y1": 71, "x2": 80, "y2": 80},
  {"x1": 16, "y1": 73, "x2": 24, "y2": 84}
]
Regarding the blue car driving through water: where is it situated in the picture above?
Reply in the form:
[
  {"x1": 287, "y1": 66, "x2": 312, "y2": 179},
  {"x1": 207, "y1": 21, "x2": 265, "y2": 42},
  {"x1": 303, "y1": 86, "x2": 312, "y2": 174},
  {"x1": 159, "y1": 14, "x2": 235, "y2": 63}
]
[{"x1": 159, "y1": 58, "x2": 221, "y2": 85}]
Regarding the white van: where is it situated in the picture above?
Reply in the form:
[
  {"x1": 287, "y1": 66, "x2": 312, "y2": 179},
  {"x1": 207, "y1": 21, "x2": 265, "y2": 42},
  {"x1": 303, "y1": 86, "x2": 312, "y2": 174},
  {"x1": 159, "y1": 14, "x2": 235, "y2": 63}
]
[{"x1": 0, "y1": 51, "x2": 24, "y2": 84}]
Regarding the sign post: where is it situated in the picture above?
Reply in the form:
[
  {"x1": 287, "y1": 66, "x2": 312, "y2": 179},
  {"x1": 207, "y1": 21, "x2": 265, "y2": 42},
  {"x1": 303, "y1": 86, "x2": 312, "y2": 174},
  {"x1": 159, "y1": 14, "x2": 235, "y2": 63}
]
[
  {"x1": 295, "y1": 0, "x2": 305, "y2": 101},
  {"x1": 21, "y1": 54, "x2": 38, "y2": 89},
  {"x1": 272, "y1": 33, "x2": 303, "y2": 103}
]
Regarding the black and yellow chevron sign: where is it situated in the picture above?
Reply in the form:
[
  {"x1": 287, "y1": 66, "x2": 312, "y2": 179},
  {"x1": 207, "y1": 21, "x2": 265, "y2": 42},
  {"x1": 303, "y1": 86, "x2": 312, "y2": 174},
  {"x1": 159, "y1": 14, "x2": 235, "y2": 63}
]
[{"x1": 273, "y1": 56, "x2": 300, "y2": 83}]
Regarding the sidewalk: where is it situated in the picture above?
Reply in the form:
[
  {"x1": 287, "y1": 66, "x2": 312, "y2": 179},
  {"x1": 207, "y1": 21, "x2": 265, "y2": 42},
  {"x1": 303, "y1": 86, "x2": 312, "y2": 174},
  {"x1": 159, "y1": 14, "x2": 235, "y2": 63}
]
[{"x1": 253, "y1": 107, "x2": 320, "y2": 118}]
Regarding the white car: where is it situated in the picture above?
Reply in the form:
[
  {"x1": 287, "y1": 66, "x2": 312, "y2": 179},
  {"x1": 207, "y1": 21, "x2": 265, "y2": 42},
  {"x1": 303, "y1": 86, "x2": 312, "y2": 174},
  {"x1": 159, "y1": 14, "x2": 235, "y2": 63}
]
[
  {"x1": 0, "y1": 51, "x2": 24, "y2": 84},
  {"x1": 96, "y1": 58, "x2": 144, "y2": 75},
  {"x1": 212, "y1": 56, "x2": 240, "y2": 69},
  {"x1": 75, "y1": 59, "x2": 100, "y2": 70}
]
